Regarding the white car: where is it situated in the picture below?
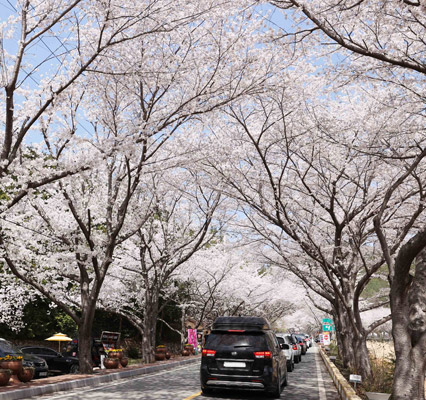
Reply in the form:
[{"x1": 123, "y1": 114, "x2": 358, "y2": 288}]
[{"x1": 276, "y1": 333, "x2": 295, "y2": 372}]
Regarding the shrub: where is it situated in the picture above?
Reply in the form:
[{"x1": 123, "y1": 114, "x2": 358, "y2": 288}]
[{"x1": 127, "y1": 346, "x2": 140, "y2": 359}]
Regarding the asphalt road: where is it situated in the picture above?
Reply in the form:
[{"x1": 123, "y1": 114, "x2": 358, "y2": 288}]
[{"x1": 37, "y1": 346, "x2": 339, "y2": 400}]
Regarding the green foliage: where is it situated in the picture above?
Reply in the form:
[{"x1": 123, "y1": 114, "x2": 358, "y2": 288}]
[
  {"x1": 360, "y1": 278, "x2": 388, "y2": 299},
  {"x1": 127, "y1": 346, "x2": 140, "y2": 359}
]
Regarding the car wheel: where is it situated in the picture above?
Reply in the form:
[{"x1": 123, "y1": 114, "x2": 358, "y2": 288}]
[
  {"x1": 294, "y1": 354, "x2": 300, "y2": 363},
  {"x1": 69, "y1": 364, "x2": 79, "y2": 374},
  {"x1": 283, "y1": 372, "x2": 288, "y2": 387},
  {"x1": 268, "y1": 369, "x2": 282, "y2": 398},
  {"x1": 287, "y1": 360, "x2": 293, "y2": 372}
]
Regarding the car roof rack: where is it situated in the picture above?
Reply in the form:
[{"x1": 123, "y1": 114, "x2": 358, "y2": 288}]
[{"x1": 212, "y1": 316, "x2": 271, "y2": 331}]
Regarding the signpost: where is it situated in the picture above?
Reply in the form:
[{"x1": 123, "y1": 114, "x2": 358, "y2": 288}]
[
  {"x1": 322, "y1": 332, "x2": 331, "y2": 345},
  {"x1": 349, "y1": 374, "x2": 362, "y2": 390}
]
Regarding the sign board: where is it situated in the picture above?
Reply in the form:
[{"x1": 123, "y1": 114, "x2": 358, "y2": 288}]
[
  {"x1": 322, "y1": 332, "x2": 331, "y2": 345},
  {"x1": 349, "y1": 374, "x2": 362, "y2": 383},
  {"x1": 322, "y1": 318, "x2": 334, "y2": 332},
  {"x1": 100, "y1": 331, "x2": 121, "y2": 351}
]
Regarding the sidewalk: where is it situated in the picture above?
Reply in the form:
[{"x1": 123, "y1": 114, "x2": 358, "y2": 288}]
[{"x1": 0, "y1": 355, "x2": 201, "y2": 400}]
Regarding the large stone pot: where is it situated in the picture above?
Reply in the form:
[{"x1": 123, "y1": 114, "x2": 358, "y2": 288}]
[
  {"x1": 17, "y1": 367, "x2": 34, "y2": 383},
  {"x1": 120, "y1": 357, "x2": 128, "y2": 368},
  {"x1": 104, "y1": 358, "x2": 119, "y2": 369},
  {"x1": 0, "y1": 360, "x2": 23, "y2": 375},
  {"x1": 0, "y1": 369, "x2": 11, "y2": 386}
]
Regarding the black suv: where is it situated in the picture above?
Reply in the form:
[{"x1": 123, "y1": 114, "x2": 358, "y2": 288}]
[
  {"x1": 200, "y1": 316, "x2": 288, "y2": 398},
  {"x1": 20, "y1": 346, "x2": 79, "y2": 374}
]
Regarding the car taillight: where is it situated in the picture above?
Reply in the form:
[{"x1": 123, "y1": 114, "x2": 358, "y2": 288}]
[
  {"x1": 292, "y1": 345, "x2": 298, "y2": 350},
  {"x1": 202, "y1": 349, "x2": 216, "y2": 357},
  {"x1": 254, "y1": 351, "x2": 272, "y2": 359}
]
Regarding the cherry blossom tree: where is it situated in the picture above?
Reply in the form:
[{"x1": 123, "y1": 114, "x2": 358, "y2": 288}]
[
  {"x1": 0, "y1": 0, "x2": 280, "y2": 372},
  {"x1": 97, "y1": 168, "x2": 227, "y2": 363},
  {"x1": 200, "y1": 80, "x2": 421, "y2": 378},
  {"x1": 264, "y1": 1, "x2": 426, "y2": 396}
]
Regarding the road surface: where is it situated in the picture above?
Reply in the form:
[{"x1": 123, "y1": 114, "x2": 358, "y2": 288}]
[{"x1": 37, "y1": 346, "x2": 339, "y2": 399}]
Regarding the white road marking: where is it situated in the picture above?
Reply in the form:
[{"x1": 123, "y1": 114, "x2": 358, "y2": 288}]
[{"x1": 315, "y1": 348, "x2": 328, "y2": 400}]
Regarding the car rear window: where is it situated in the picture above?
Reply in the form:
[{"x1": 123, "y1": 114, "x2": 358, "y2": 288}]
[{"x1": 206, "y1": 332, "x2": 267, "y2": 348}]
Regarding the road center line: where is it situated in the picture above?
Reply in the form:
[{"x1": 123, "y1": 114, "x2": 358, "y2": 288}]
[
  {"x1": 315, "y1": 348, "x2": 328, "y2": 400},
  {"x1": 183, "y1": 391, "x2": 202, "y2": 400}
]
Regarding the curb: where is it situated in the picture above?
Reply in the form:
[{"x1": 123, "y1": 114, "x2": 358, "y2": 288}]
[
  {"x1": 318, "y1": 347, "x2": 362, "y2": 400},
  {"x1": 0, "y1": 357, "x2": 200, "y2": 400}
]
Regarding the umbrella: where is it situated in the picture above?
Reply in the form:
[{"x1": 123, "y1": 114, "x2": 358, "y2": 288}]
[{"x1": 45, "y1": 333, "x2": 72, "y2": 352}]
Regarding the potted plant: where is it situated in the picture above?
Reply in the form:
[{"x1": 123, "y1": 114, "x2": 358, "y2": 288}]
[
  {"x1": 106, "y1": 349, "x2": 124, "y2": 360},
  {"x1": 155, "y1": 346, "x2": 166, "y2": 361},
  {"x1": 17, "y1": 367, "x2": 35, "y2": 383},
  {"x1": 184, "y1": 343, "x2": 194, "y2": 355},
  {"x1": 0, "y1": 369, "x2": 11, "y2": 386},
  {"x1": 0, "y1": 355, "x2": 23, "y2": 375},
  {"x1": 103, "y1": 358, "x2": 119, "y2": 369}
]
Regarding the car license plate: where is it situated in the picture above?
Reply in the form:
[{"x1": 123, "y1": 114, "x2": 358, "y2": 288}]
[
  {"x1": 223, "y1": 361, "x2": 246, "y2": 368},
  {"x1": 39, "y1": 372, "x2": 48, "y2": 377}
]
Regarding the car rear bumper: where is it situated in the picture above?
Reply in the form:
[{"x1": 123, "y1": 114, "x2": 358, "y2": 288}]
[
  {"x1": 206, "y1": 380, "x2": 265, "y2": 389},
  {"x1": 200, "y1": 366, "x2": 275, "y2": 391}
]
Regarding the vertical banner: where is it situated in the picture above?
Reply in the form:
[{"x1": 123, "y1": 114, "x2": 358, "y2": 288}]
[{"x1": 187, "y1": 328, "x2": 198, "y2": 354}]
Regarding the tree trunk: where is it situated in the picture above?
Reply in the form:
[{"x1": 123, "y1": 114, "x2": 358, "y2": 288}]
[
  {"x1": 78, "y1": 305, "x2": 96, "y2": 374},
  {"x1": 141, "y1": 293, "x2": 159, "y2": 364},
  {"x1": 391, "y1": 248, "x2": 426, "y2": 400},
  {"x1": 333, "y1": 302, "x2": 372, "y2": 379}
]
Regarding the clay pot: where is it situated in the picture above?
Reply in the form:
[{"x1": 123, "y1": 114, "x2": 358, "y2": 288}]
[
  {"x1": 0, "y1": 360, "x2": 23, "y2": 375},
  {"x1": 181, "y1": 349, "x2": 190, "y2": 356},
  {"x1": 165, "y1": 351, "x2": 171, "y2": 360},
  {"x1": 120, "y1": 357, "x2": 128, "y2": 368},
  {"x1": 109, "y1": 351, "x2": 123, "y2": 360},
  {"x1": 155, "y1": 347, "x2": 166, "y2": 354},
  {"x1": 0, "y1": 369, "x2": 11, "y2": 386},
  {"x1": 155, "y1": 352, "x2": 165, "y2": 361},
  {"x1": 104, "y1": 358, "x2": 119, "y2": 369},
  {"x1": 17, "y1": 367, "x2": 34, "y2": 383}
]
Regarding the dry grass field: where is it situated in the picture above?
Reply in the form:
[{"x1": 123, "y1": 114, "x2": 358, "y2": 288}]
[
  {"x1": 367, "y1": 340, "x2": 426, "y2": 397},
  {"x1": 366, "y1": 340, "x2": 395, "y2": 360}
]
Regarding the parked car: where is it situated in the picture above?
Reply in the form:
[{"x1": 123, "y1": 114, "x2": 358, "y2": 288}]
[
  {"x1": 276, "y1": 335, "x2": 294, "y2": 372},
  {"x1": 20, "y1": 346, "x2": 79, "y2": 374},
  {"x1": 200, "y1": 316, "x2": 288, "y2": 398},
  {"x1": 303, "y1": 333, "x2": 312, "y2": 348},
  {"x1": 0, "y1": 339, "x2": 49, "y2": 379},
  {"x1": 283, "y1": 333, "x2": 302, "y2": 362},
  {"x1": 294, "y1": 334, "x2": 308, "y2": 355}
]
